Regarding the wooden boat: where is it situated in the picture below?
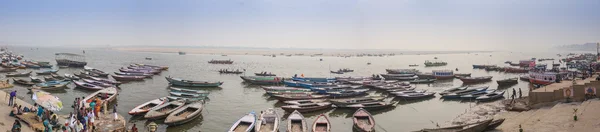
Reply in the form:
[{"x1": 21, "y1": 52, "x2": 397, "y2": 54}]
[
  {"x1": 255, "y1": 108, "x2": 279, "y2": 132},
  {"x1": 385, "y1": 69, "x2": 419, "y2": 74},
  {"x1": 31, "y1": 81, "x2": 70, "y2": 91},
  {"x1": 409, "y1": 64, "x2": 419, "y2": 67},
  {"x1": 12, "y1": 78, "x2": 35, "y2": 86},
  {"x1": 209, "y1": 59, "x2": 234, "y2": 64},
  {"x1": 36, "y1": 69, "x2": 59, "y2": 75},
  {"x1": 119, "y1": 68, "x2": 159, "y2": 74},
  {"x1": 144, "y1": 100, "x2": 186, "y2": 120},
  {"x1": 0, "y1": 68, "x2": 17, "y2": 73},
  {"x1": 380, "y1": 74, "x2": 418, "y2": 80},
  {"x1": 64, "y1": 73, "x2": 80, "y2": 80},
  {"x1": 30, "y1": 76, "x2": 42, "y2": 83},
  {"x1": 43, "y1": 76, "x2": 57, "y2": 81},
  {"x1": 166, "y1": 76, "x2": 223, "y2": 87},
  {"x1": 442, "y1": 86, "x2": 489, "y2": 99},
  {"x1": 416, "y1": 119, "x2": 492, "y2": 132},
  {"x1": 73, "y1": 80, "x2": 104, "y2": 90},
  {"x1": 326, "y1": 90, "x2": 368, "y2": 98},
  {"x1": 286, "y1": 110, "x2": 308, "y2": 132},
  {"x1": 284, "y1": 99, "x2": 329, "y2": 105},
  {"x1": 497, "y1": 78, "x2": 518, "y2": 86},
  {"x1": 219, "y1": 69, "x2": 244, "y2": 74},
  {"x1": 164, "y1": 101, "x2": 204, "y2": 126},
  {"x1": 386, "y1": 87, "x2": 417, "y2": 92},
  {"x1": 395, "y1": 92, "x2": 436, "y2": 100},
  {"x1": 272, "y1": 94, "x2": 329, "y2": 101},
  {"x1": 261, "y1": 86, "x2": 309, "y2": 91},
  {"x1": 342, "y1": 101, "x2": 397, "y2": 110},
  {"x1": 472, "y1": 65, "x2": 496, "y2": 69},
  {"x1": 504, "y1": 67, "x2": 529, "y2": 73},
  {"x1": 114, "y1": 72, "x2": 153, "y2": 77},
  {"x1": 84, "y1": 66, "x2": 109, "y2": 77},
  {"x1": 82, "y1": 79, "x2": 114, "y2": 87},
  {"x1": 31, "y1": 89, "x2": 63, "y2": 112},
  {"x1": 439, "y1": 86, "x2": 468, "y2": 95},
  {"x1": 454, "y1": 73, "x2": 471, "y2": 78},
  {"x1": 476, "y1": 91, "x2": 506, "y2": 102},
  {"x1": 330, "y1": 70, "x2": 344, "y2": 74},
  {"x1": 416, "y1": 72, "x2": 434, "y2": 79},
  {"x1": 255, "y1": 72, "x2": 276, "y2": 76},
  {"x1": 169, "y1": 91, "x2": 209, "y2": 98},
  {"x1": 166, "y1": 96, "x2": 207, "y2": 102},
  {"x1": 228, "y1": 112, "x2": 256, "y2": 132},
  {"x1": 281, "y1": 102, "x2": 332, "y2": 113},
  {"x1": 459, "y1": 76, "x2": 493, "y2": 83},
  {"x1": 432, "y1": 70, "x2": 454, "y2": 79},
  {"x1": 50, "y1": 73, "x2": 66, "y2": 80},
  {"x1": 353, "y1": 108, "x2": 375, "y2": 132},
  {"x1": 519, "y1": 75, "x2": 531, "y2": 81},
  {"x1": 485, "y1": 118, "x2": 505, "y2": 131},
  {"x1": 89, "y1": 77, "x2": 121, "y2": 86},
  {"x1": 424, "y1": 61, "x2": 447, "y2": 67},
  {"x1": 111, "y1": 75, "x2": 145, "y2": 81},
  {"x1": 128, "y1": 97, "x2": 169, "y2": 115},
  {"x1": 240, "y1": 76, "x2": 284, "y2": 85},
  {"x1": 6, "y1": 71, "x2": 31, "y2": 77},
  {"x1": 460, "y1": 90, "x2": 496, "y2": 99},
  {"x1": 312, "y1": 114, "x2": 331, "y2": 132},
  {"x1": 132, "y1": 64, "x2": 169, "y2": 70},
  {"x1": 330, "y1": 97, "x2": 386, "y2": 106},
  {"x1": 266, "y1": 91, "x2": 314, "y2": 96},
  {"x1": 83, "y1": 87, "x2": 118, "y2": 109},
  {"x1": 409, "y1": 79, "x2": 436, "y2": 84}
]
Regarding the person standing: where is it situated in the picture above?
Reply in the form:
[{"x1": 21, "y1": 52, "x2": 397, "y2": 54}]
[
  {"x1": 519, "y1": 88, "x2": 523, "y2": 98},
  {"x1": 512, "y1": 88, "x2": 516, "y2": 99},
  {"x1": 9, "y1": 90, "x2": 16, "y2": 106},
  {"x1": 113, "y1": 104, "x2": 118, "y2": 121}
]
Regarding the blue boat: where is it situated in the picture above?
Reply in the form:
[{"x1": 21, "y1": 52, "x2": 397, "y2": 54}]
[
  {"x1": 284, "y1": 80, "x2": 301, "y2": 87},
  {"x1": 291, "y1": 77, "x2": 335, "y2": 83},
  {"x1": 460, "y1": 90, "x2": 496, "y2": 99},
  {"x1": 442, "y1": 86, "x2": 489, "y2": 99}
]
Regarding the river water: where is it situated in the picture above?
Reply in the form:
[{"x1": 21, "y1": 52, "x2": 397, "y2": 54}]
[{"x1": 5, "y1": 46, "x2": 571, "y2": 132}]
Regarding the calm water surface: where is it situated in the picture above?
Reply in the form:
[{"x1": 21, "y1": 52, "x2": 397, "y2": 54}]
[{"x1": 6, "y1": 47, "x2": 570, "y2": 132}]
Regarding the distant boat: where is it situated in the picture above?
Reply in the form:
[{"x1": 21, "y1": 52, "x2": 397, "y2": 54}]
[{"x1": 178, "y1": 51, "x2": 186, "y2": 55}]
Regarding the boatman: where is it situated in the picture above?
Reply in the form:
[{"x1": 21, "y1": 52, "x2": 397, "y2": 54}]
[{"x1": 519, "y1": 88, "x2": 522, "y2": 98}]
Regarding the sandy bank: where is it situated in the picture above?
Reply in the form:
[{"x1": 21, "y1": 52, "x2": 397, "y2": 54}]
[{"x1": 0, "y1": 90, "x2": 36, "y2": 131}]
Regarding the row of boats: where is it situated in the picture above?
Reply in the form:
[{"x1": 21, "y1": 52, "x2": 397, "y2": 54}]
[{"x1": 228, "y1": 108, "x2": 377, "y2": 132}]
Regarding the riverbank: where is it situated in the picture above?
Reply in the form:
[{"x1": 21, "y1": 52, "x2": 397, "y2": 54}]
[{"x1": 0, "y1": 90, "x2": 36, "y2": 131}]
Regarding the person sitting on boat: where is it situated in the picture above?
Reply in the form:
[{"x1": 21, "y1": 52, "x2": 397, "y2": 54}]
[
  {"x1": 11, "y1": 119, "x2": 21, "y2": 132},
  {"x1": 9, "y1": 105, "x2": 17, "y2": 117},
  {"x1": 16, "y1": 105, "x2": 23, "y2": 115}
]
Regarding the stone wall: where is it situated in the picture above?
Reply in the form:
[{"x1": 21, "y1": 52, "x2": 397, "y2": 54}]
[{"x1": 529, "y1": 79, "x2": 600, "y2": 105}]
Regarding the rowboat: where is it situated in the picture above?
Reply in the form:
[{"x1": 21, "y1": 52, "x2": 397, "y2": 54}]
[
  {"x1": 31, "y1": 81, "x2": 71, "y2": 91},
  {"x1": 89, "y1": 77, "x2": 121, "y2": 86},
  {"x1": 84, "y1": 66, "x2": 109, "y2": 77},
  {"x1": 454, "y1": 73, "x2": 471, "y2": 77},
  {"x1": 64, "y1": 74, "x2": 80, "y2": 80},
  {"x1": 73, "y1": 80, "x2": 104, "y2": 90},
  {"x1": 385, "y1": 69, "x2": 419, "y2": 74},
  {"x1": 254, "y1": 73, "x2": 277, "y2": 77},
  {"x1": 416, "y1": 72, "x2": 434, "y2": 79},
  {"x1": 432, "y1": 70, "x2": 454, "y2": 79},
  {"x1": 459, "y1": 76, "x2": 493, "y2": 83},
  {"x1": 284, "y1": 99, "x2": 329, "y2": 105},
  {"x1": 442, "y1": 86, "x2": 489, "y2": 99},
  {"x1": 114, "y1": 72, "x2": 153, "y2": 77},
  {"x1": 311, "y1": 86, "x2": 363, "y2": 94},
  {"x1": 416, "y1": 119, "x2": 492, "y2": 132},
  {"x1": 476, "y1": 91, "x2": 506, "y2": 102},
  {"x1": 219, "y1": 70, "x2": 244, "y2": 74},
  {"x1": 165, "y1": 101, "x2": 204, "y2": 126},
  {"x1": 144, "y1": 100, "x2": 186, "y2": 120},
  {"x1": 166, "y1": 76, "x2": 223, "y2": 87},
  {"x1": 341, "y1": 101, "x2": 397, "y2": 110},
  {"x1": 36, "y1": 69, "x2": 59, "y2": 75},
  {"x1": 390, "y1": 90, "x2": 427, "y2": 95},
  {"x1": 0, "y1": 68, "x2": 17, "y2": 73},
  {"x1": 424, "y1": 61, "x2": 447, "y2": 67},
  {"x1": 132, "y1": 64, "x2": 169, "y2": 70},
  {"x1": 386, "y1": 87, "x2": 416, "y2": 92},
  {"x1": 6, "y1": 71, "x2": 31, "y2": 77},
  {"x1": 271, "y1": 94, "x2": 329, "y2": 101},
  {"x1": 240, "y1": 76, "x2": 284, "y2": 85},
  {"x1": 330, "y1": 97, "x2": 386, "y2": 106},
  {"x1": 169, "y1": 87, "x2": 209, "y2": 94},
  {"x1": 119, "y1": 68, "x2": 160, "y2": 74},
  {"x1": 330, "y1": 71, "x2": 344, "y2": 74},
  {"x1": 485, "y1": 118, "x2": 505, "y2": 131},
  {"x1": 169, "y1": 91, "x2": 209, "y2": 98},
  {"x1": 312, "y1": 114, "x2": 331, "y2": 132},
  {"x1": 128, "y1": 97, "x2": 169, "y2": 115},
  {"x1": 460, "y1": 89, "x2": 497, "y2": 99},
  {"x1": 353, "y1": 108, "x2": 375, "y2": 132},
  {"x1": 266, "y1": 91, "x2": 315, "y2": 96},
  {"x1": 31, "y1": 89, "x2": 63, "y2": 112},
  {"x1": 209, "y1": 59, "x2": 234, "y2": 64},
  {"x1": 496, "y1": 78, "x2": 518, "y2": 86},
  {"x1": 12, "y1": 78, "x2": 35, "y2": 86},
  {"x1": 43, "y1": 76, "x2": 57, "y2": 81},
  {"x1": 166, "y1": 96, "x2": 207, "y2": 102},
  {"x1": 83, "y1": 87, "x2": 118, "y2": 109},
  {"x1": 409, "y1": 79, "x2": 436, "y2": 84},
  {"x1": 519, "y1": 75, "x2": 531, "y2": 81},
  {"x1": 326, "y1": 89, "x2": 368, "y2": 98},
  {"x1": 50, "y1": 73, "x2": 66, "y2": 80},
  {"x1": 82, "y1": 79, "x2": 114, "y2": 87},
  {"x1": 261, "y1": 86, "x2": 309, "y2": 92},
  {"x1": 228, "y1": 112, "x2": 256, "y2": 132},
  {"x1": 281, "y1": 102, "x2": 332, "y2": 113},
  {"x1": 286, "y1": 110, "x2": 308, "y2": 132},
  {"x1": 380, "y1": 75, "x2": 418, "y2": 80},
  {"x1": 255, "y1": 108, "x2": 279, "y2": 132},
  {"x1": 30, "y1": 76, "x2": 42, "y2": 83},
  {"x1": 396, "y1": 92, "x2": 436, "y2": 100},
  {"x1": 439, "y1": 86, "x2": 468, "y2": 95},
  {"x1": 111, "y1": 75, "x2": 145, "y2": 81}
]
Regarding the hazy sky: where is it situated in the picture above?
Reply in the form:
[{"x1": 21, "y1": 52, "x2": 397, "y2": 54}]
[{"x1": 1, "y1": 0, "x2": 599, "y2": 51}]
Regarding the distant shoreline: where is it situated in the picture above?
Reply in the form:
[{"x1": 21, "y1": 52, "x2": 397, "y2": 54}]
[{"x1": 113, "y1": 47, "x2": 491, "y2": 56}]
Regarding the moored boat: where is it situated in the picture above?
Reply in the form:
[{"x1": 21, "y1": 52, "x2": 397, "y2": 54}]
[
  {"x1": 164, "y1": 101, "x2": 204, "y2": 126},
  {"x1": 240, "y1": 76, "x2": 283, "y2": 85},
  {"x1": 341, "y1": 101, "x2": 397, "y2": 110},
  {"x1": 261, "y1": 86, "x2": 309, "y2": 91},
  {"x1": 497, "y1": 78, "x2": 518, "y2": 86},
  {"x1": 0, "y1": 68, "x2": 17, "y2": 73},
  {"x1": 442, "y1": 86, "x2": 489, "y2": 99},
  {"x1": 12, "y1": 78, "x2": 35, "y2": 86},
  {"x1": 476, "y1": 91, "x2": 506, "y2": 102},
  {"x1": 254, "y1": 72, "x2": 276, "y2": 76},
  {"x1": 312, "y1": 114, "x2": 331, "y2": 132},
  {"x1": 286, "y1": 110, "x2": 308, "y2": 132},
  {"x1": 144, "y1": 100, "x2": 186, "y2": 120},
  {"x1": 84, "y1": 66, "x2": 109, "y2": 77},
  {"x1": 284, "y1": 99, "x2": 329, "y2": 105},
  {"x1": 409, "y1": 79, "x2": 436, "y2": 84},
  {"x1": 432, "y1": 70, "x2": 454, "y2": 79},
  {"x1": 209, "y1": 59, "x2": 234, "y2": 64},
  {"x1": 272, "y1": 94, "x2": 329, "y2": 101},
  {"x1": 128, "y1": 97, "x2": 169, "y2": 115},
  {"x1": 281, "y1": 102, "x2": 332, "y2": 113},
  {"x1": 166, "y1": 76, "x2": 223, "y2": 87},
  {"x1": 6, "y1": 71, "x2": 31, "y2": 77},
  {"x1": 64, "y1": 73, "x2": 80, "y2": 80},
  {"x1": 82, "y1": 79, "x2": 114, "y2": 88},
  {"x1": 254, "y1": 108, "x2": 279, "y2": 132},
  {"x1": 353, "y1": 108, "x2": 375, "y2": 132},
  {"x1": 228, "y1": 112, "x2": 257, "y2": 132},
  {"x1": 528, "y1": 72, "x2": 559, "y2": 85},
  {"x1": 73, "y1": 80, "x2": 104, "y2": 90},
  {"x1": 114, "y1": 72, "x2": 153, "y2": 77},
  {"x1": 424, "y1": 61, "x2": 447, "y2": 67},
  {"x1": 31, "y1": 81, "x2": 71, "y2": 91},
  {"x1": 36, "y1": 69, "x2": 59, "y2": 75},
  {"x1": 330, "y1": 97, "x2": 385, "y2": 107},
  {"x1": 89, "y1": 76, "x2": 121, "y2": 86},
  {"x1": 111, "y1": 74, "x2": 145, "y2": 81},
  {"x1": 459, "y1": 76, "x2": 493, "y2": 83},
  {"x1": 82, "y1": 87, "x2": 118, "y2": 109}
]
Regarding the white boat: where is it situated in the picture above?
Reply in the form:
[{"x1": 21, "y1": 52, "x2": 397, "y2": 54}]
[
  {"x1": 255, "y1": 108, "x2": 279, "y2": 132},
  {"x1": 228, "y1": 112, "x2": 257, "y2": 132},
  {"x1": 128, "y1": 97, "x2": 169, "y2": 115}
]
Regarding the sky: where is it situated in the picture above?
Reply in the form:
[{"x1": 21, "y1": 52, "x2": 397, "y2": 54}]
[{"x1": 0, "y1": 0, "x2": 599, "y2": 51}]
